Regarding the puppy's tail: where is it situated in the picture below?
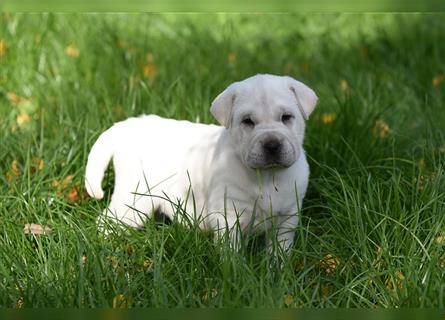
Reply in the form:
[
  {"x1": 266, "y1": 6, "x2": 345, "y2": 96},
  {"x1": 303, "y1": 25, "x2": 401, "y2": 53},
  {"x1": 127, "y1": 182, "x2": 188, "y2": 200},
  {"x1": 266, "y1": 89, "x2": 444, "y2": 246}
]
[{"x1": 85, "y1": 128, "x2": 115, "y2": 200}]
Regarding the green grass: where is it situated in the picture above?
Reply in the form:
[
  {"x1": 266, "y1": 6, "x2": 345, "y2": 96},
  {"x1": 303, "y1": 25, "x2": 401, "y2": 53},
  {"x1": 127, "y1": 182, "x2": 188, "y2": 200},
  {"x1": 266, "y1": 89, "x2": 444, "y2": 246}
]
[{"x1": 1, "y1": 13, "x2": 445, "y2": 307}]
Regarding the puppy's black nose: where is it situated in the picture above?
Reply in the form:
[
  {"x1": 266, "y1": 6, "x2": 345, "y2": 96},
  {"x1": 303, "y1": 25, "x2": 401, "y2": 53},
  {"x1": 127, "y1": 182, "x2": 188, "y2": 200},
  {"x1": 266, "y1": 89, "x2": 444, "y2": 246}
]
[{"x1": 262, "y1": 138, "x2": 282, "y2": 155}]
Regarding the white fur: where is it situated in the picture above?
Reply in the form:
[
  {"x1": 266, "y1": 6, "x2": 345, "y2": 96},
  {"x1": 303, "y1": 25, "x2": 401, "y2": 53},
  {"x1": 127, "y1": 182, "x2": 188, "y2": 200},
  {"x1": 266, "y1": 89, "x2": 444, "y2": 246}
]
[{"x1": 85, "y1": 74, "x2": 317, "y2": 252}]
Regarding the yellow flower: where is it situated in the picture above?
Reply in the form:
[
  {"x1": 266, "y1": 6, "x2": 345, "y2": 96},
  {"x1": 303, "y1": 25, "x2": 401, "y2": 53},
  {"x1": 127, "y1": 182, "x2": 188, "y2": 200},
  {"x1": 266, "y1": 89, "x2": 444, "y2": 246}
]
[
  {"x1": 7, "y1": 92, "x2": 22, "y2": 104},
  {"x1": 63, "y1": 175, "x2": 74, "y2": 186},
  {"x1": 340, "y1": 79, "x2": 351, "y2": 94},
  {"x1": 112, "y1": 294, "x2": 129, "y2": 308},
  {"x1": 33, "y1": 157, "x2": 43, "y2": 169},
  {"x1": 5, "y1": 159, "x2": 20, "y2": 182},
  {"x1": 67, "y1": 186, "x2": 79, "y2": 203},
  {"x1": 0, "y1": 39, "x2": 8, "y2": 57},
  {"x1": 51, "y1": 175, "x2": 73, "y2": 190},
  {"x1": 16, "y1": 297, "x2": 24, "y2": 308},
  {"x1": 435, "y1": 232, "x2": 445, "y2": 245},
  {"x1": 110, "y1": 256, "x2": 119, "y2": 269},
  {"x1": 7, "y1": 93, "x2": 38, "y2": 118},
  {"x1": 11, "y1": 159, "x2": 19, "y2": 175},
  {"x1": 321, "y1": 284, "x2": 332, "y2": 297},
  {"x1": 51, "y1": 174, "x2": 80, "y2": 201},
  {"x1": 29, "y1": 157, "x2": 44, "y2": 175},
  {"x1": 16, "y1": 112, "x2": 31, "y2": 126},
  {"x1": 142, "y1": 52, "x2": 157, "y2": 80},
  {"x1": 319, "y1": 254, "x2": 341, "y2": 275},
  {"x1": 283, "y1": 294, "x2": 295, "y2": 307},
  {"x1": 64, "y1": 44, "x2": 80, "y2": 58},
  {"x1": 439, "y1": 253, "x2": 445, "y2": 268},
  {"x1": 385, "y1": 270, "x2": 405, "y2": 292},
  {"x1": 143, "y1": 259, "x2": 152, "y2": 270},
  {"x1": 143, "y1": 63, "x2": 157, "y2": 80},
  {"x1": 372, "y1": 119, "x2": 391, "y2": 138},
  {"x1": 432, "y1": 75, "x2": 443, "y2": 88},
  {"x1": 320, "y1": 113, "x2": 337, "y2": 124},
  {"x1": 228, "y1": 52, "x2": 237, "y2": 64}
]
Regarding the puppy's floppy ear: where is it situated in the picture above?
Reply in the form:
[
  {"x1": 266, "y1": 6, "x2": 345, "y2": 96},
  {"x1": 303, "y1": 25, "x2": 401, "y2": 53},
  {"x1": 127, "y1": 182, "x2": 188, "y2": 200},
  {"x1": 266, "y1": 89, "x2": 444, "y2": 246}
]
[
  {"x1": 210, "y1": 82, "x2": 239, "y2": 128},
  {"x1": 287, "y1": 77, "x2": 318, "y2": 120}
]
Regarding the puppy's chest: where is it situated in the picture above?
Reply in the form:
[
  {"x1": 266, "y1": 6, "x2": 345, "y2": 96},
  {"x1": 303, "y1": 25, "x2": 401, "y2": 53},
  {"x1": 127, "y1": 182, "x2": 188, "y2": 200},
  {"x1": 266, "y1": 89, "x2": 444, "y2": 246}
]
[{"x1": 252, "y1": 177, "x2": 295, "y2": 214}]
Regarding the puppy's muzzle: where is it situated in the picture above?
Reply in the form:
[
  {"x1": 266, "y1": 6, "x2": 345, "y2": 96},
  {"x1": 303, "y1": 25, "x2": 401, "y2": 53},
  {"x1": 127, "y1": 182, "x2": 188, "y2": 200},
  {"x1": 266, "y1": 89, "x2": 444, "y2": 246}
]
[{"x1": 246, "y1": 133, "x2": 296, "y2": 169}]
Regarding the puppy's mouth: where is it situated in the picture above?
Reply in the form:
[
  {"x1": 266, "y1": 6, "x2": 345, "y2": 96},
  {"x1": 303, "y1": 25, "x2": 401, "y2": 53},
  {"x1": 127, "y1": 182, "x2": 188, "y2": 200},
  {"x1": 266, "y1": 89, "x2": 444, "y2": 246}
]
[
  {"x1": 249, "y1": 162, "x2": 290, "y2": 170},
  {"x1": 245, "y1": 151, "x2": 296, "y2": 170},
  {"x1": 255, "y1": 164, "x2": 287, "y2": 171}
]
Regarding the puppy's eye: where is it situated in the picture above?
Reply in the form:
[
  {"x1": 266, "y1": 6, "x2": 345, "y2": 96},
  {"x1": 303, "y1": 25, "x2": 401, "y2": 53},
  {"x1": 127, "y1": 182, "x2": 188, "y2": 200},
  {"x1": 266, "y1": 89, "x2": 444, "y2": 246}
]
[
  {"x1": 241, "y1": 117, "x2": 255, "y2": 127},
  {"x1": 281, "y1": 114, "x2": 294, "y2": 123}
]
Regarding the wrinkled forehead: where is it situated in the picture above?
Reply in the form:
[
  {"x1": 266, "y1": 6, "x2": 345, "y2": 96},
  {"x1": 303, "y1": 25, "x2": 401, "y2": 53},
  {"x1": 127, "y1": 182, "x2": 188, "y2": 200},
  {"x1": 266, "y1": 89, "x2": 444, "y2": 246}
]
[{"x1": 234, "y1": 78, "x2": 294, "y2": 116}]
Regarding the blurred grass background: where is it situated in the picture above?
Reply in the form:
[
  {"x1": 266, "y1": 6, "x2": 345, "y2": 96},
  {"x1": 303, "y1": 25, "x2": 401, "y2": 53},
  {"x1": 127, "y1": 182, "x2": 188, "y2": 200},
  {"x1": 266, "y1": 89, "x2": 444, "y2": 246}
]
[
  {"x1": 0, "y1": 13, "x2": 444, "y2": 307},
  {"x1": 2, "y1": 0, "x2": 445, "y2": 11}
]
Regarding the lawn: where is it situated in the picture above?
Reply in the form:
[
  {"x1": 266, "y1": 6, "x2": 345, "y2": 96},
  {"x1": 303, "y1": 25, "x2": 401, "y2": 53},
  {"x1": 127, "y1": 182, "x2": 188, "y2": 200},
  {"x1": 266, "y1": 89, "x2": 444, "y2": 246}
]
[{"x1": 0, "y1": 13, "x2": 444, "y2": 307}]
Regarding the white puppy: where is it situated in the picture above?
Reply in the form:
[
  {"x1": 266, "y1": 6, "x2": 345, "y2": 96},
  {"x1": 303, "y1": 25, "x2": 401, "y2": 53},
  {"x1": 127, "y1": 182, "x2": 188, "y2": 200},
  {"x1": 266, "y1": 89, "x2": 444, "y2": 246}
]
[{"x1": 85, "y1": 74, "x2": 317, "y2": 252}]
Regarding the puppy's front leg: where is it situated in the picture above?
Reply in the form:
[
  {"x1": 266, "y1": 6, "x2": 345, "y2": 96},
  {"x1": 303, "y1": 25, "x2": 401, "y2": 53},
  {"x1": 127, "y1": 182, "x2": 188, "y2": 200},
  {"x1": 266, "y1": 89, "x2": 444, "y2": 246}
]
[
  {"x1": 269, "y1": 211, "x2": 299, "y2": 254},
  {"x1": 210, "y1": 212, "x2": 244, "y2": 251},
  {"x1": 98, "y1": 183, "x2": 154, "y2": 232}
]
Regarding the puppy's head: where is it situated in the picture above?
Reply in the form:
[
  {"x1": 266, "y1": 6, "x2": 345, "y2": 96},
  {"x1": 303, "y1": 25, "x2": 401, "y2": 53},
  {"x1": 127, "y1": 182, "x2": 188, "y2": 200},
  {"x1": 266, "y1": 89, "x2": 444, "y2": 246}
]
[{"x1": 211, "y1": 74, "x2": 317, "y2": 169}]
